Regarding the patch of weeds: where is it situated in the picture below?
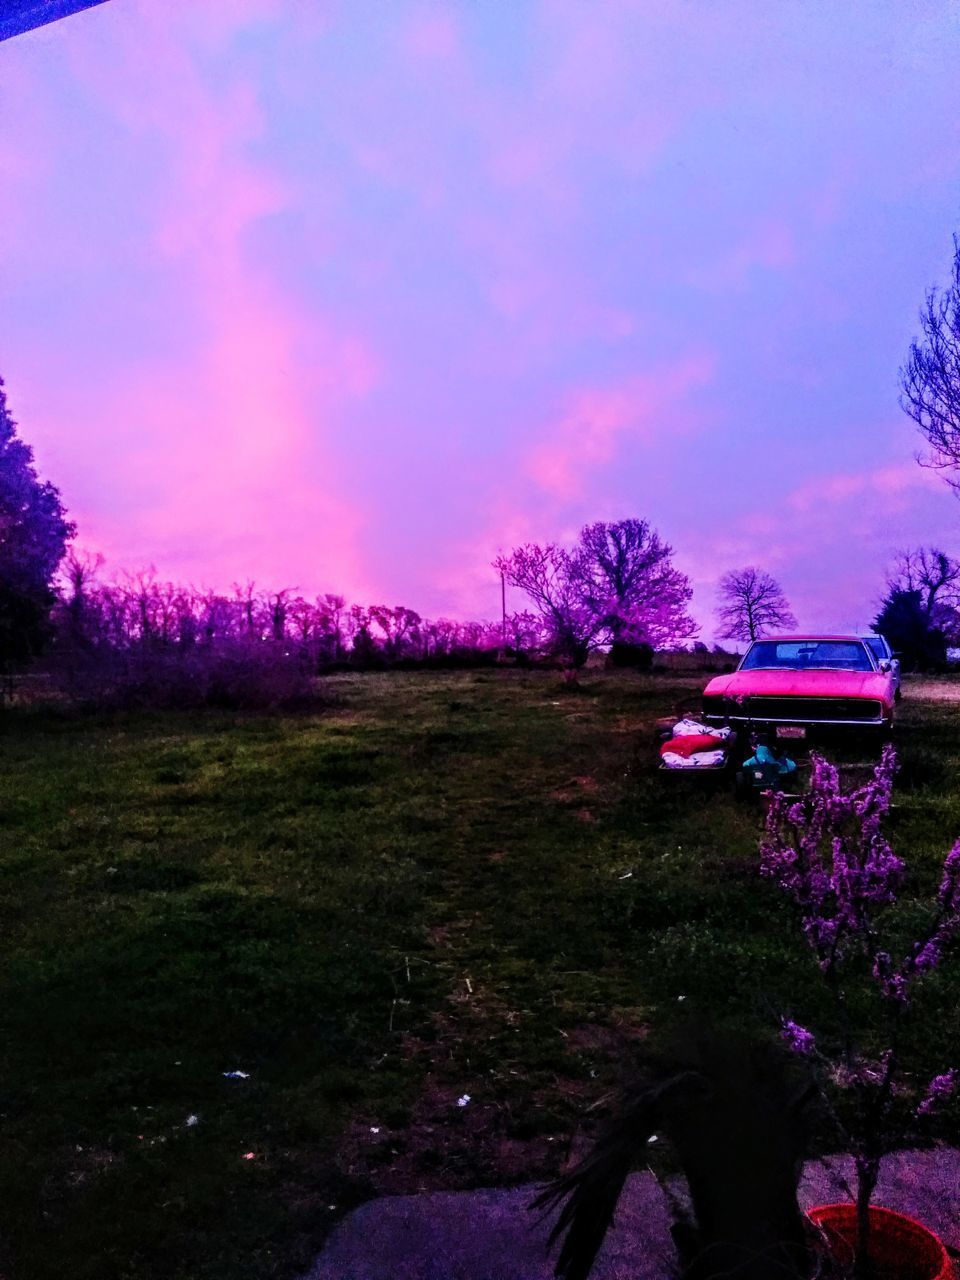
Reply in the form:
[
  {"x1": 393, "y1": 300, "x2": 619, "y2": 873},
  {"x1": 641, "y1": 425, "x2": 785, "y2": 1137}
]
[
  {"x1": 893, "y1": 746, "x2": 951, "y2": 794},
  {"x1": 153, "y1": 766, "x2": 189, "y2": 785},
  {"x1": 102, "y1": 860, "x2": 204, "y2": 894},
  {"x1": 310, "y1": 748, "x2": 382, "y2": 788}
]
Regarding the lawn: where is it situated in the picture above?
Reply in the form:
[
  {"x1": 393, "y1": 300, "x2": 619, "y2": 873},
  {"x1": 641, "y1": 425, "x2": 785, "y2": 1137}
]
[{"x1": 0, "y1": 669, "x2": 958, "y2": 1280}]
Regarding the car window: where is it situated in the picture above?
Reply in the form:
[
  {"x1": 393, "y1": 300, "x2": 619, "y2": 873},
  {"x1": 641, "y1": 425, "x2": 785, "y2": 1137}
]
[
  {"x1": 739, "y1": 640, "x2": 874, "y2": 672},
  {"x1": 865, "y1": 636, "x2": 887, "y2": 659}
]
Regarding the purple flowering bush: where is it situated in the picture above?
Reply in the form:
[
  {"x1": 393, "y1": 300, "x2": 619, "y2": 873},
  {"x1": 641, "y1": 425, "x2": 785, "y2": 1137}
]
[{"x1": 761, "y1": 744, "x2": 960, "y2": 1271}]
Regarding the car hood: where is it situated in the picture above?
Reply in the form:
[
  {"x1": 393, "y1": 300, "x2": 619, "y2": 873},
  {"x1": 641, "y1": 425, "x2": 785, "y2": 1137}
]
[{"x1": 704, "y1": 668, "x2": 892, "y2": 700}]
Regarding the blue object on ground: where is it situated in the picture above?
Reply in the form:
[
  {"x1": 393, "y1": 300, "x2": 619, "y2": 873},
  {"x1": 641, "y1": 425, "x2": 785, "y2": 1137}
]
[{"x1": 743, "y1": 743, "x2": 797, "y2": 790}]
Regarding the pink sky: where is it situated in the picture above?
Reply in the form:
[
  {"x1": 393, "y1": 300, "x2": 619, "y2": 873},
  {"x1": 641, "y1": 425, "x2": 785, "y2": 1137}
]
[{"x1": 3, "y1": 0, "x2": 960, "y2": 637}]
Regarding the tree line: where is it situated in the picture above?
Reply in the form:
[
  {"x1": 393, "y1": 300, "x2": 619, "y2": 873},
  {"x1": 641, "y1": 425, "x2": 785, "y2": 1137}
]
[
  {"x1": 4, "y1": 229, "x2": 960, "y2": 701},
  {"x1": 44, "y1": 519, "x2": 700, "y2": 707}
]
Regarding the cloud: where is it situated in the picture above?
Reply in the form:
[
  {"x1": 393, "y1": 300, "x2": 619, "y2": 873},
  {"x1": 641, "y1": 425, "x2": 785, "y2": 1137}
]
[
  {"x1": 688, "y1": 220, "x2": 797, "y2": 291},
  {"x1": 689, "y1": 460, "x2": 956, "y2": 638},
  {"x1": 525, "y1": 355, "x2": 716, "y2": 501},
  {"x1": 401, "y1": 8, "x2": 461, "y2": 62},
  {"x1": 10, "y1": 0, "x2": 377, "y2": 600},
  {"x1": 787, "y1": 461, "x2": 942, "y2": 514},
  {"x1": 5, "y1": 0, "x2": 960, "y2": 633},
  {"x1": 425, "y1": 353, "x2": 716, "y2": 620}
]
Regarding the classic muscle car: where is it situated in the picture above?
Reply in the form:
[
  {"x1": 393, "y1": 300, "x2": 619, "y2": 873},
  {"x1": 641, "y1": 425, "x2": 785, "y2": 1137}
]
[{"x1": 702, "y1": 635, "x2": 896, "y2": 742}]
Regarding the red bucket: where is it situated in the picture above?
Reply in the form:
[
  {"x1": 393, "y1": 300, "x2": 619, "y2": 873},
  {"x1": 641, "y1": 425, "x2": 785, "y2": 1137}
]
[{"x1": 808, "y1": 1204, "x2": 954, "y2": 1280}]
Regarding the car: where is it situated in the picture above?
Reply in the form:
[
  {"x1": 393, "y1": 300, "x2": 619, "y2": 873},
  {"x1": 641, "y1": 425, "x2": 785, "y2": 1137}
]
[
  {"x1": 701, "y1": 634, "x2": 896, "y2": 746},
  {"x1": 862, "y1": 633, "x2": 901, "y2": 698}
]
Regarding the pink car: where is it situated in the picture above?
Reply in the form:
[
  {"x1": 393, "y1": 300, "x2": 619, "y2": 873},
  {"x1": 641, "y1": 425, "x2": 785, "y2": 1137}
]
[{"x1": 702, "y1": 635, "x2": 896, "y2": 744}]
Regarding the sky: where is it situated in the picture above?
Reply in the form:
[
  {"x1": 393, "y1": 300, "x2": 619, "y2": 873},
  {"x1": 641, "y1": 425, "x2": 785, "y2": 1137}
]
[{"x1": 2, "y1": 0, "x2": 960, "y2": 638}]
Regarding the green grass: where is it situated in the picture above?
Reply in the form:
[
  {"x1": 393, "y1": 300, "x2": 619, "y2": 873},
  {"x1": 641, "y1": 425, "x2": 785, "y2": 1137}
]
[{"x1": 1, "y1": 670, "x2": 959, "y2": 1279}]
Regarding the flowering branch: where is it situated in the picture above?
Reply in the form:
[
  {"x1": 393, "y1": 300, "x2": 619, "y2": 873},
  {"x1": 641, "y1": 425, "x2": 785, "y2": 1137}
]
[
  {"x1": 760, "y1": 746, "x2": 958, "y2": 1273},
  {"x1": 916, "y1": 1069, "x2": 959, "y2": 1117}
]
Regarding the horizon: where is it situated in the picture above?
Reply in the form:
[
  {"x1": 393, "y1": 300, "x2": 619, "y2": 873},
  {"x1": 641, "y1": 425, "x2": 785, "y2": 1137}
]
[{"x1": 3, "y1": 0, "x2": 960, "y2": 640}]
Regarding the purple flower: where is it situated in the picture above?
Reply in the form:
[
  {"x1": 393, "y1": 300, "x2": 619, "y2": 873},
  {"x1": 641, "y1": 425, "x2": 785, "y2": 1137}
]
[
  {"x1": 917, "y1": 1069, "x2": 959, "y2": 1117},
  {"x1": 805, "y1": 915, "x2": 839, "y2": 956},
  {"x1": 939, "y1": 841, "x2": 960, "y2": 912},
  {"x1": 810, "y1": 754, "x2": 840, "y2": 796},
  {"x1": 861, "y1": 835, "x2": 905, "y2": 903},
  {"x1": 872, "y1": 950, "x2": 910, "y2": 1004},
  {"x1": 912, "y1": 939, "x2": 942, "y2": 973},
  {"x1": 780, "y1": 1018, "x2": 816, "y2": 1056},
  {"x1": 902, "y1": 914, "x2": 960, "y2": 981},
  {"x1": 762, "y1": 749, "x2": 912, "y2": 980}
]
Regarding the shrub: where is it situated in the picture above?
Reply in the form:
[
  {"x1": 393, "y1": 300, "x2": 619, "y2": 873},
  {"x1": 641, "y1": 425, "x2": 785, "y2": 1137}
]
[
  {"x1": 63, "y1": 644, "x2": 323, "y2": 711},
  {"x1": 609, "y1": 641, "x2": 654, "y2": 669}
]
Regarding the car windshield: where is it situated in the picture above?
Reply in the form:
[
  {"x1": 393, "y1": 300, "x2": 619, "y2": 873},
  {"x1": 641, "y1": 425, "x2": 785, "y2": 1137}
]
[{"x1": 739, "y1": 640, "x2": 875, "y2": 673}]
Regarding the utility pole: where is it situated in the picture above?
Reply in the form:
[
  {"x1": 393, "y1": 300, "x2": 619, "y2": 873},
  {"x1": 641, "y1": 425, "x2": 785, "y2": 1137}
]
[{"x1": 501, "y1": 570, "x2": 507, "y2": 650}]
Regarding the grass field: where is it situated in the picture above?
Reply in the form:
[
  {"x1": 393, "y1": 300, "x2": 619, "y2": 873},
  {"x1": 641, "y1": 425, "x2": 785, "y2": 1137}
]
[{"x1": 1, "y1": 669, "x2": 959, "y2": 1280}]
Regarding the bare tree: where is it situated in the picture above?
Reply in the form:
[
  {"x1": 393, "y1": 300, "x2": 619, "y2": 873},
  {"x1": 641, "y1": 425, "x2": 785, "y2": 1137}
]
[
  {"x1": 317, "y1": 593, "x2": 347, "y2": 660},
  {"x1": 366, "y1": 605, "x2": 423, "y2": 658},
  {"x1": 900, "y1": 235, "x2": 960, "y2": 487},
  {"x1": 268, "y1": 589, "x2": 293, "y2": 643},
  {"x1": 495, "y1": 520, "x2": 696, "y2": 672},
  {"x1": 494, "y1": 542, "x2": 596, "y2": 670},
  {"x1": 575, "y1": 519, "x2": 697, "y2": 649},
  {"x1": 232, "y1": 581, "x2": 260, "y2": 636},
  {"x1": 58, "y1": 549, "x2": 104, "y2": 646},
  {"x1": 886, "y1": 546, "x2": 960, "y2": 623},
  {"x1": 715, "y1": 567, "x2": 797, "y2": 642}
]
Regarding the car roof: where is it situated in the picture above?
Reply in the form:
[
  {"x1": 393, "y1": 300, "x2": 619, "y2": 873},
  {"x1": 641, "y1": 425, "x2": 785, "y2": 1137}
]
[{"x1": 750, "y1": 635, "x2": 868, "y2": 644}]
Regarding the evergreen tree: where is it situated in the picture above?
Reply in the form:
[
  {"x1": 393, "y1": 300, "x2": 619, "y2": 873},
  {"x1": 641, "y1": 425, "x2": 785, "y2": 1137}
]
[
  {"x1": 0, "y1": 377, "x2": 74, "y2": 670},
  {"x1": 872, "y1": 589, "x2": 946, "y2": 672}
]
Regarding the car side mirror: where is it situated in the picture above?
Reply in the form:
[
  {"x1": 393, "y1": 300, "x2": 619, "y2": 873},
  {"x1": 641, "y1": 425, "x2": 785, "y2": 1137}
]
[{"x1": 879, "y1": 659, "x2": 892, "y2": 672}]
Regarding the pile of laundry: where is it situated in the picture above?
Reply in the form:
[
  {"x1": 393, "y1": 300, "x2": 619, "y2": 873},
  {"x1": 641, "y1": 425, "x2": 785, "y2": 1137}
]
[{"x1": 659, "y1": 717, "x2": 735, "y2": 770}]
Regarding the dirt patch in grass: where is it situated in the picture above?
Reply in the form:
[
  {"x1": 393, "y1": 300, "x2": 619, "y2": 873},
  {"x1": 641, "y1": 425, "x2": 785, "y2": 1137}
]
[
  {"x1": 336, "y1": 1074, "x2": 562, "y2": 1194},
  {"x1": 550, "y1": 775, "x2": 601, "y2": 801},
  {"x1": 902, "y1": 677, "x2": 960, "y2": 702},
  {"x1": 55, "y1": 1143, "x2": 123, "y2": 1193},
  {"x1": 561, "y1": 1019, "x2": 649, "y2": 1058},
  {"x1": 551, "y1": 775, "x2": 605, "y2": 822},
  {"x1": 337, "y1": 1014, "x2": 652, "y2": 1195}
]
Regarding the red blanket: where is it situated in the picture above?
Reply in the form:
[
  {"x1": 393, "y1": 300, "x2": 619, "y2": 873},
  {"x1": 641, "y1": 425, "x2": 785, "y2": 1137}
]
[{"x1": 660, "y1": 733, "x2": 727, "y2": 758}]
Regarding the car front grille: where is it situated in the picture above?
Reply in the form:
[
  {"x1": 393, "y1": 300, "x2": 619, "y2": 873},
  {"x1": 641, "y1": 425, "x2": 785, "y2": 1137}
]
[{"x1": 734, "y1": 696, "x2": 884, "y2": 723}]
